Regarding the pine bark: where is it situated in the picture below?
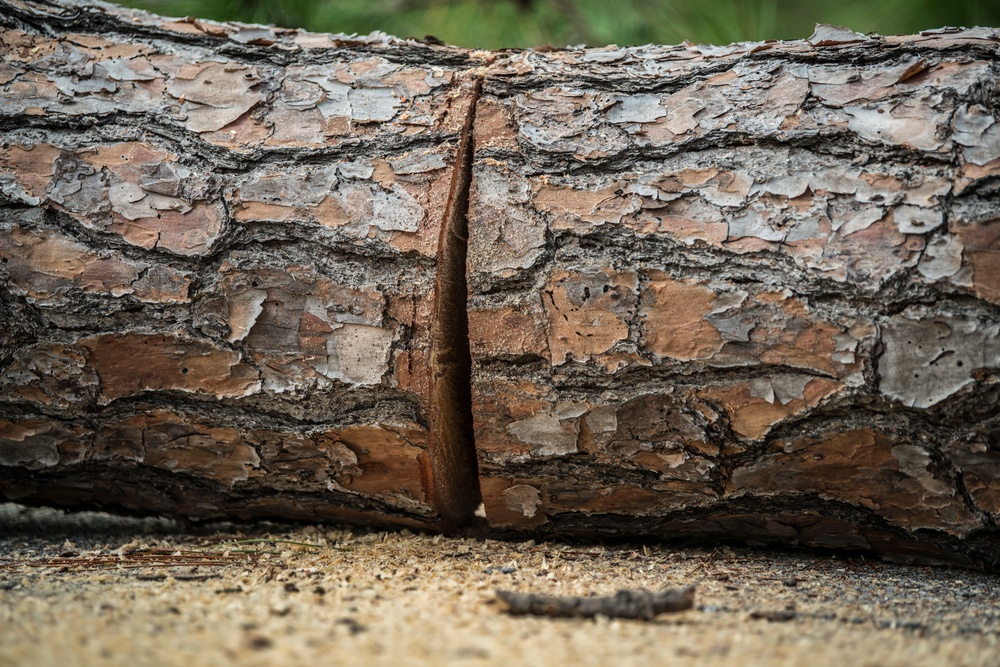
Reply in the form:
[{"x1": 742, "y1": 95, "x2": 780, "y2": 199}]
[{"x1": 1, "y1": 1, "x2": 999, "y2": 568}]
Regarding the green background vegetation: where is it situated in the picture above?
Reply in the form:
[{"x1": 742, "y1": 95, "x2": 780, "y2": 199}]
[{"x1": 117, "y1": 0, "x2": 1000, "y2": 49}]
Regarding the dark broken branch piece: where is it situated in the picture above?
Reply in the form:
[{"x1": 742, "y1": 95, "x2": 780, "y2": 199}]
[{"x1": 497, "y1": 587, "x2": 696, "y2": 620}]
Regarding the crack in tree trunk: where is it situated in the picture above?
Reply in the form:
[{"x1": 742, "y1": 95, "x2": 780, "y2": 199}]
[{"x1": 429, "y1": 77, "x2": 484, "y2": 531}]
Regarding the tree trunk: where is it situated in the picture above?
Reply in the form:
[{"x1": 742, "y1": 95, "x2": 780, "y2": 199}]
[{"x1": 1, "y1": 2, "x2": 998, "y2": 568}]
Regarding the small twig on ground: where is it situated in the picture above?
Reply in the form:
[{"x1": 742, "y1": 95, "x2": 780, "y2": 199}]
[
  {"x1": 750, "y1": 609, "x2": 798, "y2": 622},
  {"x1": 194, "y1": 538, "x2": 349, "y2": 552},
  {"x1": 0, "y1": 548, "x2": 261, "y2": 572},
  {"x1": 527, "y1": 548, "x2": 605, "y2": 560},
  {"x1": 497, "y1": 586, "x2": 695, "y2": 620},
  {"x1": 222, "y1": 539, "x2": 336, "y2": 549},
  {"x1": 686, "y1": 549, "x2": 719, "y2": 576}
]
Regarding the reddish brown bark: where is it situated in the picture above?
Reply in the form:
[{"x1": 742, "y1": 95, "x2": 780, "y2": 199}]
[{"x1": 1, "y1": 2, "x2": 999, "y2": 567}]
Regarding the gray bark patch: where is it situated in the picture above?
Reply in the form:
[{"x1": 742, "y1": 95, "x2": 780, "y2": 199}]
[{"x1": 879, "y1": 314, "x2": 1000, "y2": 408}]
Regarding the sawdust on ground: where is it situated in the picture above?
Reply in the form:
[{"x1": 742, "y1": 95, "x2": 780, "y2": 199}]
[{"x1": 1, "y1": 503, "x2": 997, "y2": 667}]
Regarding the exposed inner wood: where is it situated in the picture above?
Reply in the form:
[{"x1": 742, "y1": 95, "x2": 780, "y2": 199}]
[{"x1": 428, "y1": 77, "x2": 484, "y2": 531}]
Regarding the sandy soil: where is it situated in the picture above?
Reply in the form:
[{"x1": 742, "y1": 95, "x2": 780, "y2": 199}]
[{"x1": 1, "y1": 502, "x2": 998, "y2": 667}]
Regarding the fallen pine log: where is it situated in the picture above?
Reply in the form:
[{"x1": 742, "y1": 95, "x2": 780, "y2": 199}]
[{"x1": 1, "y1": 0, "x2": 998, "y2": 569}]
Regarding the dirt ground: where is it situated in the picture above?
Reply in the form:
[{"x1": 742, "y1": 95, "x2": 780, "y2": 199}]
[{"x1": 1, "y1": 503, "x2": 998, "y2": 667}]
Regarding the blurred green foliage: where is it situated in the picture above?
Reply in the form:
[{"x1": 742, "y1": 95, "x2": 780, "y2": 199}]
[{"x1": 116, "y1": 0, "x2": 1000, "y2": 48}]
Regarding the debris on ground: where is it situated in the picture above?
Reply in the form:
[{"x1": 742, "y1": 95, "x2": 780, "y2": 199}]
[{"x1": 497, "y1": 587, "x2": 695, "y2": 620}]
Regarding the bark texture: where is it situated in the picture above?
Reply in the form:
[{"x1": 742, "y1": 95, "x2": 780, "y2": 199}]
[
  {"x1": 0, "y1": 0, "x2": 482, "y2": 530},
  {"x1": 466, "y1": 27, "x2": 1000, "y2": 568},
  {"x1": 1, "y1": 1, "x2": 999, "y2": 567}
]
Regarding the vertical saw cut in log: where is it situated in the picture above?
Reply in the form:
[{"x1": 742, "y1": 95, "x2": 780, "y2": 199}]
[{"x1": 1, "y1": 1, "x2": 999, "y2": 568}]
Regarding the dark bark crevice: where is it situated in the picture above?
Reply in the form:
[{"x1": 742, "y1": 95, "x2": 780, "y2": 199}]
[
  {"x1": 427, "y1": 77, "x2": 484, "y2": 531},
  {"x1": 0, "y1": 463, "x2": 438, "y2": 525},
  {"x1": 0, "y1": 114, "x2": 465, "y2": 172}
]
